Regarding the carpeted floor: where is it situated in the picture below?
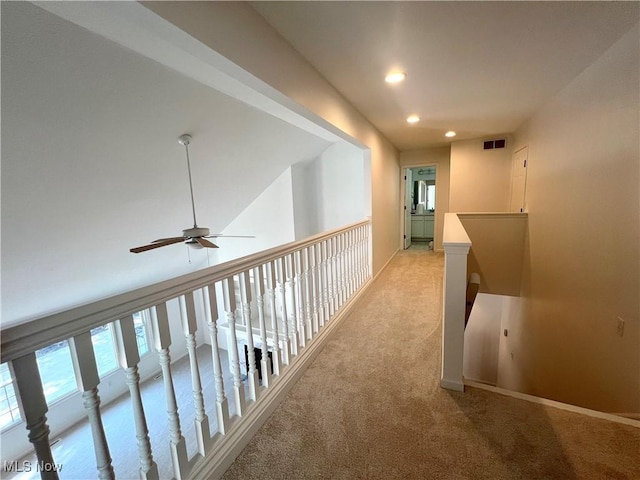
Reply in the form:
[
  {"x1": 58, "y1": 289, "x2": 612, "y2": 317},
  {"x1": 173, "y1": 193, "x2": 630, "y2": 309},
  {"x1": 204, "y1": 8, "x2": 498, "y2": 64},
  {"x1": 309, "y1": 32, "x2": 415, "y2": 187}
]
[{"x1": 222, "y1": 249, "x2": 640, "y2": 480}]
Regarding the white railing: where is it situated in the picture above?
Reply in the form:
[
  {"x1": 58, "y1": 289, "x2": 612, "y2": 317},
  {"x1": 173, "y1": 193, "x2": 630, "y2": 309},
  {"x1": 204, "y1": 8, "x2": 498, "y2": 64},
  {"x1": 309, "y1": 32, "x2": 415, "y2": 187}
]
[
  {"x1": 1, "y1": 220, "x2": 371, "y2": 480},
  {"x1": 441, "y1": 213, "x2": 471, "y2": 392},
  {"x1": 441, "y1": 212, "x2": 528, "y2": 392}
]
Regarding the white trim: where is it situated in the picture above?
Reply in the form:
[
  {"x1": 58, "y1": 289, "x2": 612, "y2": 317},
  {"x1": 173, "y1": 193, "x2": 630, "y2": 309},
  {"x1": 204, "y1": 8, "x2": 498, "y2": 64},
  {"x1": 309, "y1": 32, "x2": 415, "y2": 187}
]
[
  {"x1": 442, "y1": 213, "x2": 471, "y2": 250},
  {"x1": 464, "y1": 380, "x2": 640, "y2": 429},
  {"x1": 440, "y1": 379, "x2": 465, "y2": 392},
  {"x1": 372, "y1": 248, "x2": 400, "y2": 283},
  {"x1": 398, "y1": 164, "x2": 439, "y2": 251},
  {"x1": 456, "y1": 212, "x2": 528, "y2": 220},
  {"x1": 189, "y1": 276, "x2": 374, "y2": 479},
  {"x1": 611, "y1": 413, "x2": 640, "y2": 420}
]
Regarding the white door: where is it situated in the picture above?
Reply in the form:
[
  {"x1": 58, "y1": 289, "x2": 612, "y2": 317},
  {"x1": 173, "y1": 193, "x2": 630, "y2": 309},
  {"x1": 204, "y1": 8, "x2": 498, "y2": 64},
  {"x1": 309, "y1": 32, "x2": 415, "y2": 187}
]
[
  {"x1": 404, "y1": 168, "x2": 412, "y2": 249},
  {"x1": 509, "y1": 146, "x2": 528, "y2": 212}
]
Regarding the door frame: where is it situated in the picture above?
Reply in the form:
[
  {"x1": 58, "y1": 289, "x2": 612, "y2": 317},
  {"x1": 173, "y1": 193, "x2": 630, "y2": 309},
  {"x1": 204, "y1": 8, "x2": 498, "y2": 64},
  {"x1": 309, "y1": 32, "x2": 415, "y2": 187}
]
[{"x1": 400, "y1": 164, "x2": 438, "y2": 250}]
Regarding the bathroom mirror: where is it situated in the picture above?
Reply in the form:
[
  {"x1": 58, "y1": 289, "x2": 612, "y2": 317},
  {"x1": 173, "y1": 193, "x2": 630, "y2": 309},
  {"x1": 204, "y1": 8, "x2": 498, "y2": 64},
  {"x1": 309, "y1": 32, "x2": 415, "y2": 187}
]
[{"x1": 413, "y1": 180, "x2": 436, "y2": 212}]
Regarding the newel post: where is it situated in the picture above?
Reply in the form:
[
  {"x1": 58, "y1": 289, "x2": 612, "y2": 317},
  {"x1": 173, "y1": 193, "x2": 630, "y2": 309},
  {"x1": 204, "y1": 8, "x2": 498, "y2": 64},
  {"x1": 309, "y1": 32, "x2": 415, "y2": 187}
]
[{"x1": 441, "y1": 213, "x2": 472, "y2": 392}]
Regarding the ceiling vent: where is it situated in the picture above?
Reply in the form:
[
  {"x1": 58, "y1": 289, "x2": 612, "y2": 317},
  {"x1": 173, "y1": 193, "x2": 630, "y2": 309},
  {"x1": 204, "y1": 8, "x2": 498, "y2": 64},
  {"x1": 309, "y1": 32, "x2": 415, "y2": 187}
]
[{"x1": 483, "y1": 139, "x2": 506, "y2": 150}]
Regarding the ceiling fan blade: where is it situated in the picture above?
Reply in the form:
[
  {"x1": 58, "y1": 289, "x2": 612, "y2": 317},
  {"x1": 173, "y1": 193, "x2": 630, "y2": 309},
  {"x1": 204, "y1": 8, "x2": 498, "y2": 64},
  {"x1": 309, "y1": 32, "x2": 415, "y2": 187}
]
[
  {"x1": 195, "y1": 237, "x2": 219, "y2": 249},
  {"x1": 130, "y1": 237, "x2": 185, "y2": 253},
  {"x1": 152, "y1": 236, "x2": 185, "y2": 243},
  {"x1": 204, "y1": 234, "x2": 255, "y2": 239}
]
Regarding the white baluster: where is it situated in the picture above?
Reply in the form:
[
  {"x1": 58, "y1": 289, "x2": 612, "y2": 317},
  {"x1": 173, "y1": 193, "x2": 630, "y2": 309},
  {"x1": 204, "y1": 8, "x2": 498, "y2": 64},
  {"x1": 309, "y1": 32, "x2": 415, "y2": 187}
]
[
  {"x1": 69, "y1": 332, "x2": 115, "y2": 480},
  {"x1": 363, "y1": 225, "x2": 370, "y2": 280},
  {"x1": 347, "y1": 230, "x2": 356, "y2": 296},
  {"x1": 202, "y1": 285, "x2": 230, "y2": 435},
  {"x1": 325, "y1": 239, "x2": 333, "y2": 318},
  {"x1": 150, "y1": 304, "x2": 188, "y2": 479},
  {"x1": 10, "y1": 354, "x2": 59, "y2": 480},
  {"x1": 309, "y1": 244, "x2": 320, "y2": 334},
  {"x1": 321, "y1": 239, "x2": 331, "y2": 322},
  {"x1": 275, "y1": 257, "x2": 292, "y2": 363},
  {"x1": 222, "y1": 277, "x2": 246, "y2": 416},
  {"x1": 367, "y1": 224, "x2": 372, "y2": 278},
  {"x1": 359, "y1": 225, "x2": 367, "y2": 284},
  {"x1": 340, "y1": 232, "x2": 348, "y2": 301},
  {"x1": 314, "y1": 242, "x2": 327, "y2": 328},
  {"x1": 179, "y1": 293, "x2": 211, "y2": 455},
  {"x1": 284, "y1": 254, "x2": 299, "y2": 356},
  {"x1": 338, "y1": 233, "x2": 347, "y2": 306},
  {"x1": 342, "y1": 233, "x2": 349, "y2": 300},
  {"x1": 239, "y1": 271, "x2": 259, "y2": 401},
  {"x1": 331, "y1": 236, "x2": 340, "y2": 312},
  {"x1": 302, "y1": 248, "x2": 314, "y2": 340},
  {"x1": 360, "y1": 225, "x2": 366, "y2": 282},
  {"x1": 115, "y1": 314, "x2": 159, "y2": 480},
  {"x1": 266, "y1": 261, "x2": 284, "y2": 372},
  {"x1": 357, "y1": 226, "x2": 365, "y2": 286},
  {"x1": 342, "y1": 232, "x2": 350, "y2": 299},
  {"x1": 253, "y1": 265, "x2": 271, "y2": 388},
  {"x1": 293, "y1": 250, "x2": 307, "y2": 348}
]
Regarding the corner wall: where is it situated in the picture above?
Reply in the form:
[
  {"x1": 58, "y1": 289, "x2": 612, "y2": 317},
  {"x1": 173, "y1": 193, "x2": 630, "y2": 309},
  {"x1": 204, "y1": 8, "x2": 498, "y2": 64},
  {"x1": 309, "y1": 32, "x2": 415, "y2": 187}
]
[
  {"x1": 504, "y1": 24, "x2": 640, "y2": 414},
  {"x1": 292, "y1": 142, "x2": 367, "y2": 240},
  {"x1": 214, "y1": 168, "x2": 297, "y2": 263}
]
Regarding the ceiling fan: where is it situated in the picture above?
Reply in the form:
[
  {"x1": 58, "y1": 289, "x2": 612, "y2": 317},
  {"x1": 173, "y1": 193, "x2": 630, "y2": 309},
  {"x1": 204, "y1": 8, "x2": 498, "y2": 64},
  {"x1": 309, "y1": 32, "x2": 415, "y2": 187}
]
[{"x1": 130, "y1": 134, "x2": 253, "y2": 254}]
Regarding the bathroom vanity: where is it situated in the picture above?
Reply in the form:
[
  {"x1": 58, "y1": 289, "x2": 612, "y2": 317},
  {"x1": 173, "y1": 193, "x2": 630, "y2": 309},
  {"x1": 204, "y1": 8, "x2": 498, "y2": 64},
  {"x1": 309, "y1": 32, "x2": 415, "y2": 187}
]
[{"x1": 411, "y1": 212, "x2": 434, "y2": 240}]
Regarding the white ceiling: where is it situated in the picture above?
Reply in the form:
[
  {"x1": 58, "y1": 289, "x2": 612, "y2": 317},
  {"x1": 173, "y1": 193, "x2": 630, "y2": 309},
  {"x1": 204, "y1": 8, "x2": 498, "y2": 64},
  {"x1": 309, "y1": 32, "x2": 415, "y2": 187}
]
[{"x1": 251, "y1": 1, "x2": 639, "y2": 150}]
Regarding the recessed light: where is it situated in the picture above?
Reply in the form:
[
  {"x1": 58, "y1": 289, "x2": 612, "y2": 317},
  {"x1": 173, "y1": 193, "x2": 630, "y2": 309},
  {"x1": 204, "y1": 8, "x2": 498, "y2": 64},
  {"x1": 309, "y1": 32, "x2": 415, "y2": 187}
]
[
  {"x1": 385, "y1": 71, "x2": 407, "y2": 83},
  {"x1": 445, "y1": 131, "x2": 456, "y2": 137},
  {"x1": 407, "y1": 115, "x2": 420, "y2": 124}
]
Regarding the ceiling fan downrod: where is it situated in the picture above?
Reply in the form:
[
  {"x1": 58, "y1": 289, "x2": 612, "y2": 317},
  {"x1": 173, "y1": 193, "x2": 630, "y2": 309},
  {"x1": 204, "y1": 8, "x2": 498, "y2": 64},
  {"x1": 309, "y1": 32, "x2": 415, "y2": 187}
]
[{"x1": 178, "y1": 134, "x2": 199, "y2": 229}]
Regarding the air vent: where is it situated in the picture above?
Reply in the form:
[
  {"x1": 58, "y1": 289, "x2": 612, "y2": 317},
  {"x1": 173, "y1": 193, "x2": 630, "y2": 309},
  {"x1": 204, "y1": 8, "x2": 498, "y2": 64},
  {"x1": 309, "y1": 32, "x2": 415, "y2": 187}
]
[{"x1": 483, "y1": 139, "x2": 506, "y2": 150}]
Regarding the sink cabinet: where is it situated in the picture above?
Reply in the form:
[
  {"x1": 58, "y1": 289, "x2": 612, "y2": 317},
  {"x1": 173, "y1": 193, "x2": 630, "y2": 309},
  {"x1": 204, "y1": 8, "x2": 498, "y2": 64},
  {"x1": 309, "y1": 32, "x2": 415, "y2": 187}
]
[{"x1": 411, "y1": 214, "x2": 434, "y2": 239}]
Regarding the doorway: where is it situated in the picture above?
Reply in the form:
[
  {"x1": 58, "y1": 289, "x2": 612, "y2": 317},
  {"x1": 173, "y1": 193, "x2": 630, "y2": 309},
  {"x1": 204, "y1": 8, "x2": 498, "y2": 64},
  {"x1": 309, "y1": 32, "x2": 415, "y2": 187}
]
[{"x1": 403, "y1": 166, "x2": 437, "y2": 250}]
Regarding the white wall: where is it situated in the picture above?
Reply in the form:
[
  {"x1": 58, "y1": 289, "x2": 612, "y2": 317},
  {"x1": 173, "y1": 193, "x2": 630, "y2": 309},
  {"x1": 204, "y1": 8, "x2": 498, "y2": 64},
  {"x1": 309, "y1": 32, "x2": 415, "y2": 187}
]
[
  {"x1": 292, "y1": 142, "x2": 366, "y2": 239},
  {"x1": 503, "y1": 24, "x2": 639, "y2": 413},
  {"x1": 463, "y1": 293, "x2": 504, "y2": 386},
  {"x1": 291, "y1": 161, "x2": 320, "y2": 240},
  {"x1": 144, "y1": 1, "x2": 398, "y2": 277},
  {"x1": 400, "y1": 147, "x2": 451, "y2": 251},
  {"x1": 213, "y1": 168, "x2": 297, "y2": 263},
  {"x1": 449, "y1": 138, "x2": 513, "y2": 213}
]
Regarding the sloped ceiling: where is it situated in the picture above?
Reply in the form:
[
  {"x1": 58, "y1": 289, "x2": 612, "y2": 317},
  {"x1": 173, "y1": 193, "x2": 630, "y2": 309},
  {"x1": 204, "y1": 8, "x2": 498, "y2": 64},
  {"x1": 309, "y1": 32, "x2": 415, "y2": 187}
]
[
  {"x1": 1, "y1": 2, "x2": 331, "y2": 326},
  {"x1": 252, "y1": 1, "x2": 639, "y2": 150}
]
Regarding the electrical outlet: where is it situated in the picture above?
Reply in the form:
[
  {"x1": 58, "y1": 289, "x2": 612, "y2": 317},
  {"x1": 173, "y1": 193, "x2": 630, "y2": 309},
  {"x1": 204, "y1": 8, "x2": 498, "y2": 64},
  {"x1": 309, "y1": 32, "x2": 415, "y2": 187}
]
[{"x1": 617, "y1": 317, "x2": 625, "y2": 337}]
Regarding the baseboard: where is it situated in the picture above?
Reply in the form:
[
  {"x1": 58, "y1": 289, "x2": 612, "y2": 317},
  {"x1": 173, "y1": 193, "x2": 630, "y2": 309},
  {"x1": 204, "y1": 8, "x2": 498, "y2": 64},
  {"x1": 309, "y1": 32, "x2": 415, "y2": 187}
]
[
  {"x1": 464, "y1": 380, "x2": 640, "y2": 429},
  {"x1": 611, "y1": 412, "x2": 640, "y2": 421},
  {"x1": 189, "y1": 277, "x2": 374, "y2": 479},
  {"x1": 440, "y1": 378, "x2": 464, "y2": 392},
  {"x1": 463, "y1": 377, "x2": 497, "y2": 387},
  {"x1": 372, "y1": 248, "x2": 399, "y2": 283}
]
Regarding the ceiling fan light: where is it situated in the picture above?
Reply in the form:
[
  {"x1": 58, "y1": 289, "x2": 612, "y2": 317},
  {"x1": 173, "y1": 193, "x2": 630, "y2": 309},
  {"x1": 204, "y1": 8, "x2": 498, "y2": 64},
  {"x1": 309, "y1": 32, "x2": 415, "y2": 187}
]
[{"x1": 186, "y1": 239, "x2": 203, "y2": 249}]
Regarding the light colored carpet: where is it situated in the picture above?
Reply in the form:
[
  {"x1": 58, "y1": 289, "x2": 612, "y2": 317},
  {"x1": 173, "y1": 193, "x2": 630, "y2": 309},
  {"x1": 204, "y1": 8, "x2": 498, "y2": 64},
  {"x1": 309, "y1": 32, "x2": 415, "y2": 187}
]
[{"x1": 222, "y1": 249, "x2": 640, "y2": 480}]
